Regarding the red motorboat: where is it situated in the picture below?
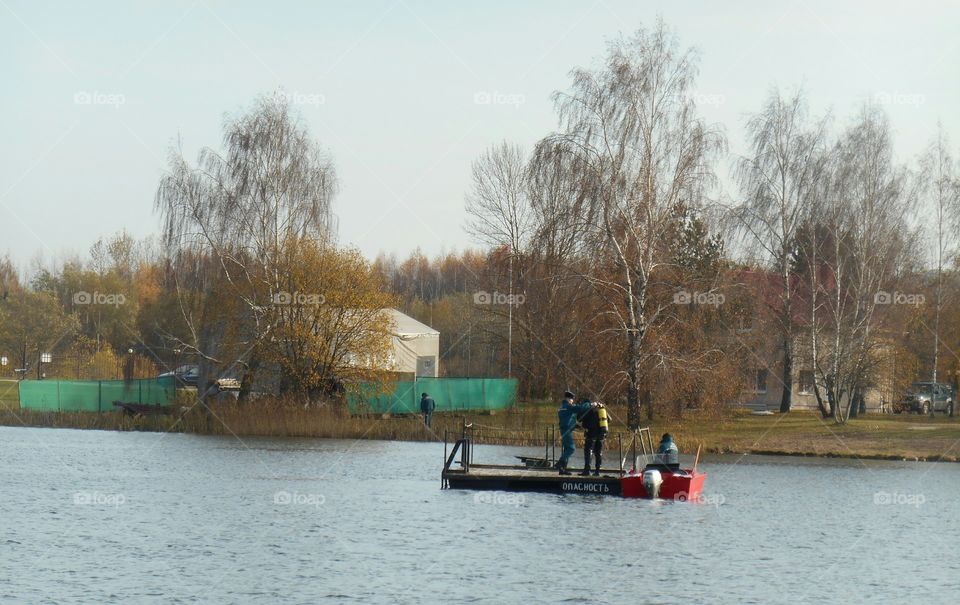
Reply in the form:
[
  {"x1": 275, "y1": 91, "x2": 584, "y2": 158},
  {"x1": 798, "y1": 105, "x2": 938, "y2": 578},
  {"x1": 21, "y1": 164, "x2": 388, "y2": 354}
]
[{"x1": 620, "y1": 466, "x2": 707, "y2": 500}]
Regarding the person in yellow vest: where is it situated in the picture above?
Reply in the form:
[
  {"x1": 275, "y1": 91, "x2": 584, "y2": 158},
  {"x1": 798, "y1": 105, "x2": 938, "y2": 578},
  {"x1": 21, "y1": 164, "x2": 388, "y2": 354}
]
[{"x1": 578, "y1": 398, "x2": 609, "y2": 476}]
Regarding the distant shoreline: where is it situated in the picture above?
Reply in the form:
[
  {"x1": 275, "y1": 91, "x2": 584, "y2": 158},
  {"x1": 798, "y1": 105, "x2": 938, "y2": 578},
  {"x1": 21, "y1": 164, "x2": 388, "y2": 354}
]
[
  {"x1": 704, "y1": 447, "x2": 959, "y2": 464},
  {"x1": 2, "y1": 404, "x2": 958, "y2": 464}
]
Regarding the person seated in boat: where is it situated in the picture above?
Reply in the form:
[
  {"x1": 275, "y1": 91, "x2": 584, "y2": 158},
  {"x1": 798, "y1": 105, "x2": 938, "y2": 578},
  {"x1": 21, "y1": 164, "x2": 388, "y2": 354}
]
[
  {"x1": 650, "y1": 433, "x2": 681, "y2": 472},
  {"x1": 556, "y1": 391, "x2": 596, "y2": 476}
]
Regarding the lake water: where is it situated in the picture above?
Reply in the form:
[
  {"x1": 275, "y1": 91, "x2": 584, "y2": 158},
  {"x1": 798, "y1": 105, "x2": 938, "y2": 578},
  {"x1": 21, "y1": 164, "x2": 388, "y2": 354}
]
[{"x1": 1, "y1": 426, "x2": 959, "y2": 604}]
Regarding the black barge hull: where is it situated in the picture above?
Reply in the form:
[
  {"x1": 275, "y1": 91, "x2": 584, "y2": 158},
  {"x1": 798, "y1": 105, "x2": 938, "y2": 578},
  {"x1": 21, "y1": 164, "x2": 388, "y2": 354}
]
[{"x1": 443, "y1": 466, "x2": 623, "y2": 496}]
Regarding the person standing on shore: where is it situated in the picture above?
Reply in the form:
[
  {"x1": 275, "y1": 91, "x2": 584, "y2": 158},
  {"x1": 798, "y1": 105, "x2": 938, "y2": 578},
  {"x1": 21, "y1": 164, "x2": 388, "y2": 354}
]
[
  {"x1": 420, "y1": 392, "x2": 436, "y2": 427},
  {"x1": 557, "y1": 391, "x2": 595, "y2": 475}
]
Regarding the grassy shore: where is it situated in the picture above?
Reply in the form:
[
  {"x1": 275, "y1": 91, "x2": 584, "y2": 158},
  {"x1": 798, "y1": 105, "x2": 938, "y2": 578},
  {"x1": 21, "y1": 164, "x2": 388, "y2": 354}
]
[
  {"x1": 2, "y1": 395, "x2": 959, "y2": 462},
  {"x1": 668, "y1": 411, "x2": 960, "y2": 462},
  {"x1": 0, "y1": 379, "x2": 20, "y2": 410}
]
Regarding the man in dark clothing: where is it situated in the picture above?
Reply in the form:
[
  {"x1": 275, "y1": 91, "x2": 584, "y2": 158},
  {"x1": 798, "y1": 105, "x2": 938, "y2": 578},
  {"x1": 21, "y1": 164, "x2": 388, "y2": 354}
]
[
  {"x1": 655, "y1": 433, "x2": 680, "y2": 471},
  {"x1": 420, "y1": 392, "x2": 436, "y2": 427},
  {"x1": 557, "y1": 391, "x2": 595, "y2": 475},
  {"x1": 578, "y1": 400, "x2": 608, "y2": 476}
]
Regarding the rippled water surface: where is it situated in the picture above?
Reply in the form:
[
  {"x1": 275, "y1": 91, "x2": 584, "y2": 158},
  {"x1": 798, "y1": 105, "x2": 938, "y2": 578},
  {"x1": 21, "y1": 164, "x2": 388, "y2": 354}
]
[{"x1": 2, "y1": 426, "x2": 959, "y2": 604}]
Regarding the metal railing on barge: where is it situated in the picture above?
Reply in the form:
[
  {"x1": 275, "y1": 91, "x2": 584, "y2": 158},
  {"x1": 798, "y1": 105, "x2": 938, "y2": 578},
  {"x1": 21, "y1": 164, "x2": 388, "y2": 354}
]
[{"x1": 441, "y1": 419, "x2": 657, "y2": 488}]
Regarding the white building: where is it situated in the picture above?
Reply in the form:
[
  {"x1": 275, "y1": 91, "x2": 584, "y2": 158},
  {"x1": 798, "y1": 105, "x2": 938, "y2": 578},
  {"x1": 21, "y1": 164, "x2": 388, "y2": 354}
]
[{"x1": 385, "y1": 308, "x2": 440, "y2": 377}]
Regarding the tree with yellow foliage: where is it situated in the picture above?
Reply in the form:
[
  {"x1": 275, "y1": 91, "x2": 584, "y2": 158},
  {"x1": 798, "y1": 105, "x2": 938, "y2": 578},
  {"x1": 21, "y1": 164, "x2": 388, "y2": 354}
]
[{"x1": 259, "y1": 238, "x2": 396, "y2": 398}]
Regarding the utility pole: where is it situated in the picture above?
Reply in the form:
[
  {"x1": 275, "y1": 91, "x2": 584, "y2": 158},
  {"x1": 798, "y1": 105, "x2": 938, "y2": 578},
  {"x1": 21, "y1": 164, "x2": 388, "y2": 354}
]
[{"x1": 508, "y1": 254, "x2": 513, "y2": 378}]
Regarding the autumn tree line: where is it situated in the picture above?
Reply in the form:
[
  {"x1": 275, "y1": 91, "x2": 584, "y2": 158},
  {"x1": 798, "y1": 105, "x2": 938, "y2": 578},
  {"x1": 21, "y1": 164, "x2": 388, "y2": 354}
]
[
  {"x1": 373, "y1": 22, "x2": 960, "y2": 425},
  {"x1": 1, "y1": 20, "x2": 958, "y2": 425}
]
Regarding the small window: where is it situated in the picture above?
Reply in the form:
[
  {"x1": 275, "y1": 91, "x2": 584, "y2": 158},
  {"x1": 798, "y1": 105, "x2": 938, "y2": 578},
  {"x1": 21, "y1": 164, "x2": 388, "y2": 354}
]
[
  {"x1": 798, "y1": 370, "x2": 815, "y2": 395},
  {"x1": 755, "y1": 369, "x2": 768, "y2": 393}
]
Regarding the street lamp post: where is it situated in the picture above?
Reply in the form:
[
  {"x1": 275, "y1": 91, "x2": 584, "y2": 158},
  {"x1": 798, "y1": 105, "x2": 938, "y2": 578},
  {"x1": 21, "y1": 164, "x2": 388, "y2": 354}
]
[{"x1": 124, "y1": 348, "x2": 134, "y2": 381}]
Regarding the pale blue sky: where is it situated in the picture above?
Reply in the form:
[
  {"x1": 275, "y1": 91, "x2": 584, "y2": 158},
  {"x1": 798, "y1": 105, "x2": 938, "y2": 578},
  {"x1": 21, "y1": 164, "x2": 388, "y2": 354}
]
[{"x1": 1, "y1": 0, "x2": 957, "y2": 270}]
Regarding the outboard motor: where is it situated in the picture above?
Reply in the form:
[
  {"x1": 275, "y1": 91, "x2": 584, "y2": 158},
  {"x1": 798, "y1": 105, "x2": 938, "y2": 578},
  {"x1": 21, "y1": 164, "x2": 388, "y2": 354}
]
[{"x1": 642, "y1": 468, "x2": 663, "y2": 499}]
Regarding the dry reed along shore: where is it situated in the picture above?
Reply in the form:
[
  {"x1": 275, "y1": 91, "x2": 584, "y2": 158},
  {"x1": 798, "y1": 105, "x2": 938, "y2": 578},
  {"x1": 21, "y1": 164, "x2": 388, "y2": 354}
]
[{"x1": 3, "y1": 400, "x2": 960, "y2": 462}]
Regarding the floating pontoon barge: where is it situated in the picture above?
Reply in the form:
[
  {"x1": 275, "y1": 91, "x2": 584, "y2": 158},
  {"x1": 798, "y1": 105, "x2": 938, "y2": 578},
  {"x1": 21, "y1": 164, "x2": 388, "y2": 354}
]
[{"x1": 441, "y1": 423, "x2": 706, "y2": 500}]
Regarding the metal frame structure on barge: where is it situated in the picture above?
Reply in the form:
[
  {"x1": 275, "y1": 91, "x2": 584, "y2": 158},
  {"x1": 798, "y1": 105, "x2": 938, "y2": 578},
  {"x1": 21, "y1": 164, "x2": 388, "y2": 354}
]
[{"x1": 441, "y1": 422, "x2": 704, "y2": 499}]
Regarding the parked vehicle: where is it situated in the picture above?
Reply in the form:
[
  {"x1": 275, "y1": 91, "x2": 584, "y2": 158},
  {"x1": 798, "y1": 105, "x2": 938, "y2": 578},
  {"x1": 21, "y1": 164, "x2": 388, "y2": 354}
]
[
  {"x1": 158, "y1": 364, "x2": 199, "y2": 388},
  {"x1": 893, "y1": 382, "x2": 955, "y2": 415}
]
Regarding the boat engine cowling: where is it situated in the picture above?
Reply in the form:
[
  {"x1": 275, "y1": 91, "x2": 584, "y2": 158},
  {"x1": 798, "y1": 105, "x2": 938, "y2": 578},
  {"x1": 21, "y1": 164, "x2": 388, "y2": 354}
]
[{"x1": 642, "y1": 468, "x2": 663, "y2": 498}]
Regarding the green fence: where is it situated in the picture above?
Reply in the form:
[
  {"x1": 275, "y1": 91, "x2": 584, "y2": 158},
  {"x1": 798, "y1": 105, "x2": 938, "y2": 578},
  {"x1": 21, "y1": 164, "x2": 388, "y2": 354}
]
[
  {"x1": 349, "y1": 377, "x2": 518, "y2": 414},
  {"x1": 18, "y1": 377, "x2": 177, "y2": 412},
  {"x1": 17, "y1": 376, "x2": 514, "y2": 414}
]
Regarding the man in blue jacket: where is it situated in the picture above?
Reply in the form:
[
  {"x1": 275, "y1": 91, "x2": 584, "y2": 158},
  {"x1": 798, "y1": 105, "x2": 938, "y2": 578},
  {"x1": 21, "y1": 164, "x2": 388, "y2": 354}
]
[
  {"x1": 557, "y1": 391, "x2": 595, "y2": 475},
  {"x1": 420, "y1": 392, "x2": 436, "y2": 427}
]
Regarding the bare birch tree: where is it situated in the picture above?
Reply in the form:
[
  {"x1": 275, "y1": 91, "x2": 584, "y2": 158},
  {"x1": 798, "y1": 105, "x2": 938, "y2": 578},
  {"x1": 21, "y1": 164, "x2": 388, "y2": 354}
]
[
  {"x1": 155, "y1": 95, "x2": 338, "y2": 396},
  {"x1": 919, "y1": 125, "x2": 960, "y2": 414},
  {"x1": 465, "y1": 142, "x2": 532, "y2": 378},
  {"x1": 537, "y1": 21, "x2": 724, "y2": 428},
  {"x1": 465, "y1": 142, "x2": 533, "y2": 254},
  {"x1": 732, "y1": 89, "x2": 830, "y2": 413},
  {"x1": 804, "y1": 106, "x2": 915, "y2": 423}
]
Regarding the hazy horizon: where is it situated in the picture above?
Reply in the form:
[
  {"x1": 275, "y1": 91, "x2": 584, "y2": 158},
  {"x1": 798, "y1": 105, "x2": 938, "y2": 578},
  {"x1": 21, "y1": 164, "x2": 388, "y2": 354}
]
[{"x1": 2, "y1": 0, "x2": 957, "y2": 274}]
